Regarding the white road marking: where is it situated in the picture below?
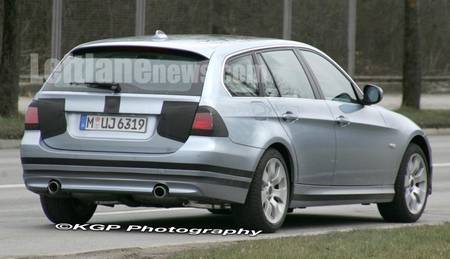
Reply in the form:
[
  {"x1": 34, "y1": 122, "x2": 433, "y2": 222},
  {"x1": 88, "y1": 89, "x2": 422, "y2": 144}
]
[
  {"x1": 433, "y1": 163, "x2": 450, "y2": 168},
  {"x1": 0, "y1": 184, "x2": 25, "y2": 189}
]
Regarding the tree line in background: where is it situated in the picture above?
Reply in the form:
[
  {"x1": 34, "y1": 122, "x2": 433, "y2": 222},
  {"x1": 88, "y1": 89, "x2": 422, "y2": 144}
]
[
  {"x1": 0, "y1": 0, "x2": 447, "y2": 115},
  {"x1": 1, "y1": 0, "x2": 446, "y2": 76},
  {"x1": 0, "y1": 0, "x2": 20, "y2": 117}
]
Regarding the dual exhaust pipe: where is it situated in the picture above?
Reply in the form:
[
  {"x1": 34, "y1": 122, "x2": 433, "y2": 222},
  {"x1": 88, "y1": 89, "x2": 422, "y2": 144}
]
[
  {"x1": 47, "y1": 180, "x2": 169, "y2": 198},
  {"x1": 47, "y1": 180, "x2": 61, "y2": 195},
  {"x1": 153, "y1": 184, "x2": 168, "y2": 198}
]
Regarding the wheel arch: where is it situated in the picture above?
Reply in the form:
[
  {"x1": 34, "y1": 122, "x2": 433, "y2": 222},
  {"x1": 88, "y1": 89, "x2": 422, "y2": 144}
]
[
  {"x1": 267, "y1": 143, "x2": 294, "y2": 182},
  {"x1": 409, "y1": 135, "x2": 433, "y2": 194},
  {"x1": 266, "y1": 142, "x2": 297, "y2": 208}
]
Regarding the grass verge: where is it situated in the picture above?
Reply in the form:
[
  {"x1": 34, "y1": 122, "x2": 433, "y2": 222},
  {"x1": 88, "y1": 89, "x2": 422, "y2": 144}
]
[
  {"x1": 395, "y1": 108, "x2": 450, "y2": 129},
  {"x1": 0, "y1": 114, "x2": 25, "y2": 139},
  {"x1": 169, "y1": 223, "x2": 450, "y2": 259}
]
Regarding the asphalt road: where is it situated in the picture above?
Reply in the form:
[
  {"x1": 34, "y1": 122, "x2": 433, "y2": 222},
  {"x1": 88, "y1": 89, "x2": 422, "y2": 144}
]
[{"x1": 1, "y1": 135, "x2": 450, "y2": 258}]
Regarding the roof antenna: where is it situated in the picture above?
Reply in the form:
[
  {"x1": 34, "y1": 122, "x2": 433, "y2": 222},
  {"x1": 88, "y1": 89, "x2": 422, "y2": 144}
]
[{"x1": 152, "y1": 30, "x2": 168, "y2": 40}]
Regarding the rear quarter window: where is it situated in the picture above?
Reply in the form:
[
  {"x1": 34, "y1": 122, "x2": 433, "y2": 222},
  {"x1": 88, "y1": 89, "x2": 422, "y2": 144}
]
[{"x1": 223, "y1": 55, "x2": 259, "y2": 97}]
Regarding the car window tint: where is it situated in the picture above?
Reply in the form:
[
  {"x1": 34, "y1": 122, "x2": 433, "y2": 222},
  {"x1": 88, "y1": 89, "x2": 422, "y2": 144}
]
[
  {"x1": 301, "y1": 51, "x2": 357, "y2": 103},
  {"x1": 43, "y1": 47, "x2": 208, "y2": 96},
  {"x1": 224, "y1": 55, "x2": 259, "y2": 97},
  {"x1": 261, "y1": 50, "x2": 315, "y2": 99},
  {"x1": 256, "y1": 54, "x2": 280, "y2": 97}
]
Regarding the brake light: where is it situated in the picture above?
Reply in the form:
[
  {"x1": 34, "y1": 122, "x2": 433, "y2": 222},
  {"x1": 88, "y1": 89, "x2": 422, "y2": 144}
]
[
  {"x1": 192, "y1": 113, "x2": 213, "y2": 130},
  {"x1": 191, "y1": 112, "x2": 213, "y2": 135},
  {"x1": 190, "y1": 107, "x2": 229, "y2": 137},
  {"x1": 24, "y1": 105, "x2": 39, "y2": 130}
]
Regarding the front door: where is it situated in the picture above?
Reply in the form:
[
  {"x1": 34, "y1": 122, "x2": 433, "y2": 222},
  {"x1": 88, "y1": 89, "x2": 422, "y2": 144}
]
[{"x1": 300, "y1": 50, "x2": 391, "y2": 186}]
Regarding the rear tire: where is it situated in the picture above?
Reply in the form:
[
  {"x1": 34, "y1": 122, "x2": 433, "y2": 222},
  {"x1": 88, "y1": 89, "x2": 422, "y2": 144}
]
[
  {"x1": 232, "y1": 148, "x2": 290, "y2": 233},
  {"x1": 377, "y1": 143, "x2": 429, "y2": 222},
  {"x1": 40, "y1": 195, "x2": 97, "y2": 224}
]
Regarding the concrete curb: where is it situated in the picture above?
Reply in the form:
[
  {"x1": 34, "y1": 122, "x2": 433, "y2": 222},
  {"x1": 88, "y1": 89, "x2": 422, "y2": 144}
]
[
  {"x1": 0, "y1": 139, "x2": 21, "y2": 150},
  {"x1": 1, "y1": 128, "x2": 449, "y2": 150},
  {"x1": 423, "y1": 128, "x2": 450, "y2": 136}
]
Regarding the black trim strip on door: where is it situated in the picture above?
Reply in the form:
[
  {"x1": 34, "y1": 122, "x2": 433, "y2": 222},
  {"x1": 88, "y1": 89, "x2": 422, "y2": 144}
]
[{"x1": 292, "y1": 193, "x2": 393, "y2": 202}]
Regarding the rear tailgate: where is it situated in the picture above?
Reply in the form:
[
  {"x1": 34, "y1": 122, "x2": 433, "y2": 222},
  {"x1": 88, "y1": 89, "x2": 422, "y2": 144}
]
[
  {"x1": 37, "y1": 92, "x2": 199, "y2": 153},
  {"x1": 36, "y1": 46, "x2": 208, "y2": 154}
]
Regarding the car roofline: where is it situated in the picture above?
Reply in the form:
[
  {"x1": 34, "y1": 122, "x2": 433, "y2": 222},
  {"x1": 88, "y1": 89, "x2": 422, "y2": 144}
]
[{"x1": 68, "y1": 34, "x2": 317, "y2": 59}]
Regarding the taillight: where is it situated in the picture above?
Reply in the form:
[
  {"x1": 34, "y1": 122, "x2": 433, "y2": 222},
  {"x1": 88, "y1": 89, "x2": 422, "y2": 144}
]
[
  {"x1": 191, "y1": 112, "x2": 213, "y2": 135},
  {"x1": 24, "y1": 101, "x2": 39, "y2": 130},
  {"x1": 190, "y1": 107, "x2": 228, "y2": 137}
]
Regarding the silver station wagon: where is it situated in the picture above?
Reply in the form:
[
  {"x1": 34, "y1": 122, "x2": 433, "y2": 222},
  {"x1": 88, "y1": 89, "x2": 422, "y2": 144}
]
[{"x1": 21, "y1": 31, "x2": 432, "y2": 233}]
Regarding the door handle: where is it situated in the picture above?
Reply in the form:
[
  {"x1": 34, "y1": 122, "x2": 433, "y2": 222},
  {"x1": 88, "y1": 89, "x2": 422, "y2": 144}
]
[
  {"x1": 282, "y1": 111, "x2": 299, "y2": 122},
  {"x1": 336, "y1": 115, "x2": 351, "y2": 127}
]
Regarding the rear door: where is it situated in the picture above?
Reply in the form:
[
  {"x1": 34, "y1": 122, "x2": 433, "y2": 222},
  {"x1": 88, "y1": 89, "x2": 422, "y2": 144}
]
[
  {"x1": 258, "y1": 50, "x2": 336, "y2": 185},
  {"x1": 38, "y1": 46, "x2": 208, "y2": 154}
]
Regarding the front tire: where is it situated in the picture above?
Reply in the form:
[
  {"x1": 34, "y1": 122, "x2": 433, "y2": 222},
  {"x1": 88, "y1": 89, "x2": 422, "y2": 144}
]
[
  {"x1": 377, "y1": 143, "x2": 429, "y2": 222},
  {"x1": 40, "y1": 195, "x2": 97, "y2": 224},
  {"x1": 232, "y1": 148, "x2": 290, "y2": 233}
]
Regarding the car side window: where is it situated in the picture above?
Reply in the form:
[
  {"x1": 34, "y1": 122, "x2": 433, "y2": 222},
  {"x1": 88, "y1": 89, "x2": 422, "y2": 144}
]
[
  {"x1": 301, "y1": 51, "x2": 357, "y2": 103},
  {"x1": 256, "y1": 54, "x2": 280, "y2": 97},
  {"x1": 261, "y1": 50, "x2": 315, "y2": 99},
  {"x1": 224, "y1": 55, "x2": 259, "y2": 97}
]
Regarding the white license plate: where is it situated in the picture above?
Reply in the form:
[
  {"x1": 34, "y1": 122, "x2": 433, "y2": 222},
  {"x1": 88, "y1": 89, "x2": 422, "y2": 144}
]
[{"x1": 79, "y1": 115, "x2": 147, "y2": 133}]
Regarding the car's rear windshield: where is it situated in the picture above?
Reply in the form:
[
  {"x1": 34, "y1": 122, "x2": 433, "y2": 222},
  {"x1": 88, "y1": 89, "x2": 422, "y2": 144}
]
[{"x1": 43, "y1": 46, "x2": 209, "y2": 96}]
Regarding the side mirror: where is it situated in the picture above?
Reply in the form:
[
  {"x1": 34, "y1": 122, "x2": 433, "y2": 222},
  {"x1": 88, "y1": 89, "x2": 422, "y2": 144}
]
[{"x1": 362, "y1": 84, "x2": 383, "y2": 105}]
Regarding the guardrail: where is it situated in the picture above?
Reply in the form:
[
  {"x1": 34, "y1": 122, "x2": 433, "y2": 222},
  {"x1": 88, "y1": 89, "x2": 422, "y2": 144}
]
[
  {"x1": 20, "y1": 75, "x2": 450, "y2": 82},
  {"x1": 353, "y1": 76, "x2": 450, "y2": 93},
  {"x1": 353, "y1": 75, "x2": 450, "y2": 82},
  {"x1": 18, "y1": 75, "x2": 450, "y2": 95}
]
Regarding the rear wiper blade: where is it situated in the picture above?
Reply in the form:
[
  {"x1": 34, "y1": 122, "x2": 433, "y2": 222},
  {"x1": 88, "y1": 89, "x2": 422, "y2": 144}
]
[{"x1": 70, "y1": 81, "x2": 121, "y2": 93}]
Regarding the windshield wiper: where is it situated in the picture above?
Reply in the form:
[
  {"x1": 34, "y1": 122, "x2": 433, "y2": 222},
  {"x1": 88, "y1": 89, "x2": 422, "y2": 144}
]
[{"x1": 70, "y1": 81, "x2": 121, "y2": 93}]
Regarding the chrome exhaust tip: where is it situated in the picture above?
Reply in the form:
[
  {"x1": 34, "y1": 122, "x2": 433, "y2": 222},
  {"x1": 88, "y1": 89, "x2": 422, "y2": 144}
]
[
  {"x1": 47, "y1": 180, "x2": 61, "y2": 195},
  {"x1": 153, "y1": 184, "x2": 168, "y2": 198}
]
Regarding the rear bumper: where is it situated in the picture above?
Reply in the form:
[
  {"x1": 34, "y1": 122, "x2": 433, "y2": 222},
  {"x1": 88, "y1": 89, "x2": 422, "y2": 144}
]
[{"x1": 21, "y1": 131, "x2": 262, "y2": 205}]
